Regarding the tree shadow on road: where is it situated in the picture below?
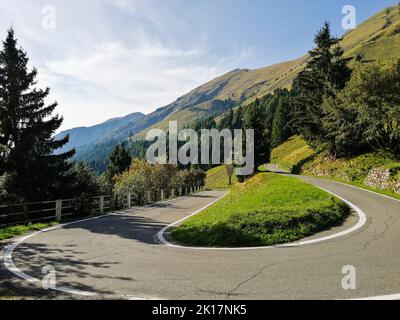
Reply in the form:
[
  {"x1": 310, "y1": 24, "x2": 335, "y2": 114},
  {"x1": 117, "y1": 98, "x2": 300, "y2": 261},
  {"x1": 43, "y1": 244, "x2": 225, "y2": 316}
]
[{"x1": 10, "y1": 241, "x2": 137, "y2": 296}]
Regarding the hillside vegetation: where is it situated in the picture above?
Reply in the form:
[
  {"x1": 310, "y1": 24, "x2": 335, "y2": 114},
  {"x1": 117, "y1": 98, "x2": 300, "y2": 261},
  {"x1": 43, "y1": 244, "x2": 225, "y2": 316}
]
[
  {"x1": 271, "y1": 136, "x2": 315, "y2": 172},
  {"x1": 342, "y1": 6, "x2": 400, "y2": 63},
  {"x1": 172, "y1": 173, "x2": 349, "y2": 247},
  {"x1": 271, "y1": 136, "x2": 400, "y2": 200},
  {"x1": 75, "y1": 5, "x2": 400, "y2": 170},
  {"x1": 135, "y1": 5, "x2": 400, "y2": 140},
  {"x1": 133, "y1": 58, "x2": 307, "y2": 139}
]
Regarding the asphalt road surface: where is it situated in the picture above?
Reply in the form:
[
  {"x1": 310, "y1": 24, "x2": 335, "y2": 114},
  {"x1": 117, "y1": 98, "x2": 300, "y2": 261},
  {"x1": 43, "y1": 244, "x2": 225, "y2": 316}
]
[{"x1": 3, "y1": 170, "x2": 400, "y2": 300}]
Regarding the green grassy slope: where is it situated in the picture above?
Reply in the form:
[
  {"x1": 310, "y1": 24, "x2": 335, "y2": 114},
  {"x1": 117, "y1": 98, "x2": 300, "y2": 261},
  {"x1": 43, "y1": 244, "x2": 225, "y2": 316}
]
[
  {"x1": 271, "y1": 136, "x2": 400, "y2": 200},
  {"x1": 205, "y1": 165, "x2": 237, "y2": 190},
  {"x1": 76, "y1": 5, "x2": 400, "y2": 166},
  {"x1": 136, "y1": 5, "x2": 400, "y2": 138},
  {"x1": 133, "y1": 57, "x2": 307, "y2": 139},
  {"x1": 342, "y1": 6, "x2": 400, "y2": 63},
  {"x1": 271, "y1": 136, "x2": 315, "y2": 172},
  {"x1": 172, "y1": 173, "x2": 349, "y2": 247}
]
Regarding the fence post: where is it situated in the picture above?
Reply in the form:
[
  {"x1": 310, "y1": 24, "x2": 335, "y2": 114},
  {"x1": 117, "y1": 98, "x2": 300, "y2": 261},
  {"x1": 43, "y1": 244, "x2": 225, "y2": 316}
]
[
  {"x1": 147, "y1": 191, "x2": 151, "y2": 204},
  {"x1": 171, "y1": 189, "x2": 175, "y2": 199},
  {"x1": 55, "y1": 200, "x2": 62, "y2": 222},
  {"x1": 161, "y1": 190, "x2": 164, "y2": 201},
  {"x1": 127, "y1": 193, "x2": 131, "y2": 208},
  {"x1": 99, "y1": 196, "x2": 104, "y2": 215},
  {"x1": 114, "y1": 194, "x2": 118, "y2": 210}
]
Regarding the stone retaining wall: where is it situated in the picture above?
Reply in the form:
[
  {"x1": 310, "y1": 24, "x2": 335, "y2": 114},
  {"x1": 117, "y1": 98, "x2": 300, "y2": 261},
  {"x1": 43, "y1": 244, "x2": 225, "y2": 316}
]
[{"x1": 364, "y1": 167, "x2": 400, "y2": 194}]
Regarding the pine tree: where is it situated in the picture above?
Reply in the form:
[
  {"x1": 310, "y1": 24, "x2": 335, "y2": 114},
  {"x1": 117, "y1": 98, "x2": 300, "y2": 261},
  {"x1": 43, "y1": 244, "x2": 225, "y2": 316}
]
[
  {"x1": 69, "y1": 162, "x2": 102, "y2": 198},
  {"x1": 271, "y1": 96, "x2": 291, "y2": 148},
  {"x1": 243, "y1": 99, "x2": 271, "y2": 171},
  {"x1": 232, "y1": 106, "x2": 244, "y2": 129},
  {"x1": 291, "y1": 22, "x2": 352, "y2": 147},
  {"x1": 107, "y1": 144, "x2": 131, "y2": 181},
  {"x1": 0, "y1": 29, "x2": 74, "y2": 201},
  {"x1": 219, "y1": 109, "x2": 234, "y2": 131}
]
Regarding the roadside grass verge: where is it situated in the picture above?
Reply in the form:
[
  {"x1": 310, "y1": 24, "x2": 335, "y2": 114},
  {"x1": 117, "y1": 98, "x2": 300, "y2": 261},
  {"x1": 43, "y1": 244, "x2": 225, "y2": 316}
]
[
  {"x1": 302, "y1": 151, "x2": 400, "y2": 201},
  {"x1": 272, "y1": 136, "x2": 400, "y2": 201},
  {"x1": 172, "y1": 173, "x2": 350, "y2": 247},
  {"x1": 0, "y1": 222, "x2": 58, "y2": 242}
]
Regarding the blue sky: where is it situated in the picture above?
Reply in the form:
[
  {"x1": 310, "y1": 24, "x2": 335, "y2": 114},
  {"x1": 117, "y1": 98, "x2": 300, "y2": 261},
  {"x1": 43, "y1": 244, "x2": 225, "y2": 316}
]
[{"x1": 0, "y1": 0, "x2": 397, "y2": 130}]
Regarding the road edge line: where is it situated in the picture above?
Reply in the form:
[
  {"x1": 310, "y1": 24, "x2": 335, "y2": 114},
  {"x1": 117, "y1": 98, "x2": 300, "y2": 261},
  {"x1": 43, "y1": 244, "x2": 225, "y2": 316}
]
[{"x1": 2, "y1": 193, "x2": 197, "y2": 299}]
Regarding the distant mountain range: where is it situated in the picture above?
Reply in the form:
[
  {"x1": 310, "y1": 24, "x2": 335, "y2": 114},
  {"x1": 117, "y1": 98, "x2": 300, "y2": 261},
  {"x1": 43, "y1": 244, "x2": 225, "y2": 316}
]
[
  {"x1": 55, "y1": 112, "x2": 144, "y2": 154},
  {"x1": 59, "y1": 5, "x2": 400, "y2": 170}
]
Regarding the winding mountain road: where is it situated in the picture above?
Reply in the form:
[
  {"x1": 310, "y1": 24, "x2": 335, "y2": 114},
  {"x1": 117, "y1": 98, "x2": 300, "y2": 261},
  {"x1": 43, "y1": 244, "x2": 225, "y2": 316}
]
[{"x1": 2, "y1": 170, "x2": 400, "y2": 300}]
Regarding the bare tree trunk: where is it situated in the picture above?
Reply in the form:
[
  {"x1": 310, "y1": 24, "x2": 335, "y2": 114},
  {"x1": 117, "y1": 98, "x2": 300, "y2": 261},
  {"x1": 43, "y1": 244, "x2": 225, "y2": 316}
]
[{"x1": 225, "y1": 164, "x2": 234, "y2": 186}]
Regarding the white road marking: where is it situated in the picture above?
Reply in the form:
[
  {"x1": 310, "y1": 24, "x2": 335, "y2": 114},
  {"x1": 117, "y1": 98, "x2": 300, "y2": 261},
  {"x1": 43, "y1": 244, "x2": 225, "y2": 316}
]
[
  {"x1": 1, "y1": 194, "x2": 191, "y2": 299},
  {"x1": 314, "y1": 176, "x2": 400, "y2": 203},
  {"x1": 351, "y1": 293, "x2": 400, "y2": 300},
  {"x1": 3, "y1": 214, "x2": 110, "y2": 297},
  {"x1": 3, "y1": 181, "x2": 400, "y2": 300}
]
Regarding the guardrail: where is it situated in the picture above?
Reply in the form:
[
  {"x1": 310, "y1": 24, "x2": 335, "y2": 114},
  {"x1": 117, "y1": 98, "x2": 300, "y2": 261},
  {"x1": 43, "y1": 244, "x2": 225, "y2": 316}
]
[
  {"x1": 0, "y1": 185, "x2": 204, "y2": 227},
  {"x1": 0, "y1": 196, "x2": 112, "y2": 228}
]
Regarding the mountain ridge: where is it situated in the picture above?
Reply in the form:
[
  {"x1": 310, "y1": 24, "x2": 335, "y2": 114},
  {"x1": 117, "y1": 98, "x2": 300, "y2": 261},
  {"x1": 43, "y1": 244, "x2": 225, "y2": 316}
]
[
  {"x1": 71, "y1": 5, "x2": 400, "y2": 169},
  {"x1": 56, "y1": 111, "x2": 145, "y2": 154}
]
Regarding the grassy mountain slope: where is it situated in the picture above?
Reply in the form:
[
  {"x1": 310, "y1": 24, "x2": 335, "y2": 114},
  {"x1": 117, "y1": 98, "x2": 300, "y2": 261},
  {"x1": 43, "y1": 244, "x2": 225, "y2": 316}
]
[
  {"x1": 77, "y1": 58, "x2": 306, "y2": 161},
  {"x1": 133, "y1": 58, "x2": 307, "y2": 139},
  {"x1": 342, "y1": 6, "x2": 400, "y2": 63},
  {"x1": 76, "y1": 5, "x2": 400, "y2": 167},
  {"x1": 135, "y1": 5, "x2": 400, "y2": 139}
]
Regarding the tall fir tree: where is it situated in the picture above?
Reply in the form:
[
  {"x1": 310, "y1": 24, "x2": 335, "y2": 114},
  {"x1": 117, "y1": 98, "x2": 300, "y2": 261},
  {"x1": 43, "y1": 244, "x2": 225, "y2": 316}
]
[
  {"x1": 107, "y1": 144, "x2": 131, "y2": 181},
  {"x1": 271, "y1": 95, "x2": 291, "y2": 148},
  {"x1": 243, "y1": 99, "x2": 271, "y2": 171},
  {"x1": 0, "y1": 29, "x2": 74, "y2": 201},
  {"x1": 291, "y1": 22, "x2": 352, "y2": 148}
]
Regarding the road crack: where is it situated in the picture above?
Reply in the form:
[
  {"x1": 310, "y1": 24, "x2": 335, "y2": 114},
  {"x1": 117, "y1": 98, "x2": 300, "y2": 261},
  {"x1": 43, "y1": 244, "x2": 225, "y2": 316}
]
[
  {"x1": 358, "y1": 214, "x2": 396, "y2": 253},
  {"x1": 226, "y1": 264, "x2": 274, "y2": 299}
]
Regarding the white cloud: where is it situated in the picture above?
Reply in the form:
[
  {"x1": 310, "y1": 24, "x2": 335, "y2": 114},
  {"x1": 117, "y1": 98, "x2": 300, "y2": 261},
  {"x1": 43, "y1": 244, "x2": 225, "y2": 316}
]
[
  {"x1": 42, "y1": 38, "x2": 248, "y2": 129},
  {"x1": 0, "y1": 0, "x2": 254, "y2": 130}
]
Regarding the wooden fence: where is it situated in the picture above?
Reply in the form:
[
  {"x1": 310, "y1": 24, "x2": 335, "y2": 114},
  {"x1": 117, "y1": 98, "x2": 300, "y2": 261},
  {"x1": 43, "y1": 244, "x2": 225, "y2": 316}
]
[{"x1": 0, "y1": 185, "x2": 203, "y2": 227}]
